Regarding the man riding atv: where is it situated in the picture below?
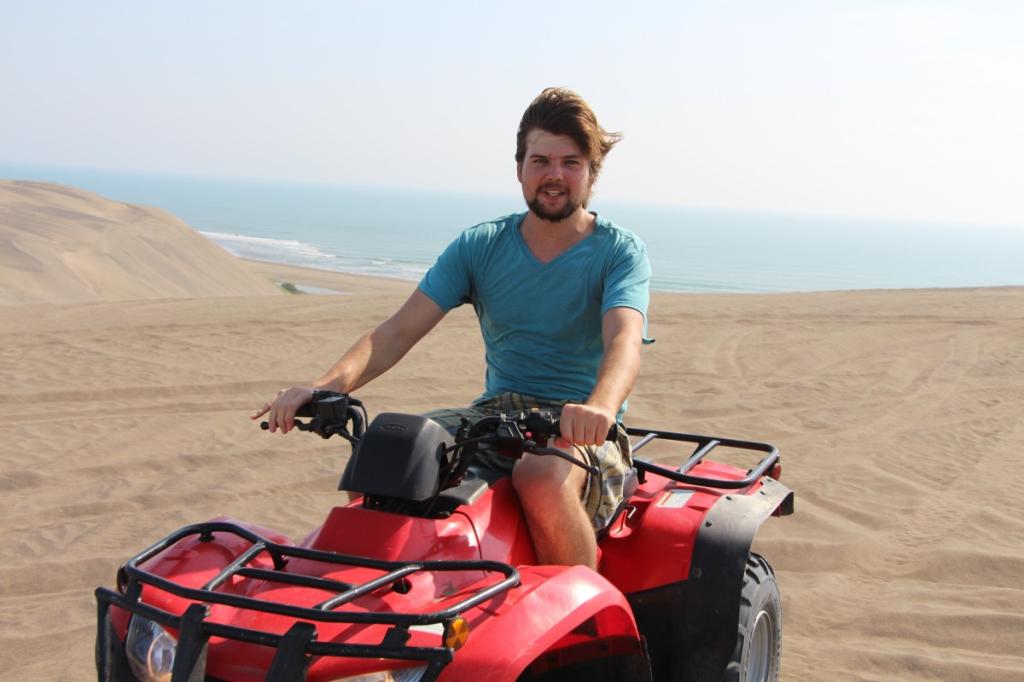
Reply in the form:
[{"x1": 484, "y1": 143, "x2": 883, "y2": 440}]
[
  {"x1": 253, "y1": 86, "x2": 651, "y2": 571},
  {"x1": 97, "y1": 87, "x2": 791, "y2": 682}
]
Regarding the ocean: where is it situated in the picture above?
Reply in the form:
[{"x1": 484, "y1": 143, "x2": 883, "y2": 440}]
[{"x1": 3, "y1": 163, "x2": 1022, "y2": 293}]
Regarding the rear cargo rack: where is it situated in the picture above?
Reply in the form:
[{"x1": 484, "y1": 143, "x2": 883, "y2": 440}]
[
  {"x1": 96, "y1": 521, "x2": 520, "y2": 682},
  {"x1": 626, "y1": 427, "x2": 780, "y2": 490}
]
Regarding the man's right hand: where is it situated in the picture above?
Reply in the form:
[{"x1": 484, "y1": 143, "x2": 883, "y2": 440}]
[
  {"x1": 251, "y1": 386, "x2": 316, "y2": 434},
  {"x1": 559, "y1": 402, "x2": 616, "y2": 447}
]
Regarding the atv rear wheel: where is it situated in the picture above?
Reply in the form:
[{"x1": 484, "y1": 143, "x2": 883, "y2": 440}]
[{"x1": 725, "y1": 553, "x2": 781, "y2": 682}]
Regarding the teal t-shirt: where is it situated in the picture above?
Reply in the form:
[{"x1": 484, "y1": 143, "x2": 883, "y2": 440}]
[{"x1": 418, "y1": 212, "x2": 651, "y2": 414}]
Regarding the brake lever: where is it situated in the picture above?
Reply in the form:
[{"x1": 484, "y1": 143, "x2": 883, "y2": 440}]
[
  {"x1": 260, "y1": 417, "x2": 311, "y2": 428},
  {"x1": 529, "y1": 445, "x2": 600, "y2": 476},
  {"x1": 259, "y1": 419, "x2": 318, "y2": 434}
]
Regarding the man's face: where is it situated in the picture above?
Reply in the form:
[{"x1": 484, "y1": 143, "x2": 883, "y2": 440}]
[{"x1": 517, "y1": 129, "x2": 592, "y2": 222}]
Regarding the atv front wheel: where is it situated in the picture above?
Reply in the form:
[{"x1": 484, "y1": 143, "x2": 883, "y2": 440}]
[{"x1": 725, "y1": 553, "x2": 781, "y2": 682}]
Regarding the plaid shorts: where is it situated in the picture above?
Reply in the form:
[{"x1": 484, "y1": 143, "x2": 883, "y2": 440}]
[{"x1": 423, "y1": 392, "x2": 633, "y2": 531}]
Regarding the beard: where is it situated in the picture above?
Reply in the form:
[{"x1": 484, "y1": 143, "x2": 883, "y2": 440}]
[{"x1": 526, "y1": 185, "x2": 587, "y2": 222}]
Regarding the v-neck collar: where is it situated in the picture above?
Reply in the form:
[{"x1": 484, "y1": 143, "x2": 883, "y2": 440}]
[{"x1": 514, "y1": 211, "x2": 599, "y2": 267}]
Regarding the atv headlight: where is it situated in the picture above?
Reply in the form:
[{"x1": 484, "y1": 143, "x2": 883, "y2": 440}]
[
  {"x1": 335, "y1": 666, "x2": 427, "y2": 682},
  {"x1": 125, "y1": 616, "x2": 176, "y2": 682}
]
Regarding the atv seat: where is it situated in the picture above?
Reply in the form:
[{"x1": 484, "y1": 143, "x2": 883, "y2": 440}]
[
  {"x1": 433, "y1": 466, "x2": 505, "y2": 513},
  {"x1": 433, "y1": 464, "x2": 640, "y2": 530}
]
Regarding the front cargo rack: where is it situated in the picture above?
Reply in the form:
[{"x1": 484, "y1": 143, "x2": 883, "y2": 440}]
[{"x1": 96, "y1": 521, "x2": 520, "y2": 682}]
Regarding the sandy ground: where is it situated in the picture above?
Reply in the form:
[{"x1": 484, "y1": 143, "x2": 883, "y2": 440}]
[{"x1": 1, "y1": 183, "x2": 1022, "y2": 680}]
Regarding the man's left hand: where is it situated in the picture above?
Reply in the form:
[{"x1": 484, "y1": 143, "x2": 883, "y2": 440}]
[{"x1": 559, "y1": 403, "x2": 616, "y2": 446}]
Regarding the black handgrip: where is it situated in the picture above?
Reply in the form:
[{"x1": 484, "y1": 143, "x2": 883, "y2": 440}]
[
  {"x1": 259, "y1": 420, "x2": 313, "y2": 432},
  {"x1": 520, "y1": 411, "x2": 618, "y2": 443},
  {"x1": 294, "y1": 403, "x2": 317, "y2": 418},
  {"x1": 296, "y1": 390, "x2": 348, "y2": 418}
]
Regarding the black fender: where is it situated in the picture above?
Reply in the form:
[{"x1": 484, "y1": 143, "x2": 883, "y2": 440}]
[{"x1": 627, "y1": 477, "x2": 793, "y2": 681}]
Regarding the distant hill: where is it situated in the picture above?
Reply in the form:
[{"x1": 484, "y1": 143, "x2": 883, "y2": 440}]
[{"x1": 0, "y1": 180, "x2": 282, "y2": 303}]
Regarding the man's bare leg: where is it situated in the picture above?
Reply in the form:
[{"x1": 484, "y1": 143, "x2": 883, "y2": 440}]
[{"x1": 512, "y1": 447, "x2": 596, "y2": 569}]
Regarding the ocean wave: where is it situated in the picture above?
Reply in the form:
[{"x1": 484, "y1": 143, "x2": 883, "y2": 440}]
[
  {"x1": 200, "y1": 230, "x2": 339, "y2": 266},
  {"x1": 200, "y1": 230, "x2": 429, "y2": 282}
]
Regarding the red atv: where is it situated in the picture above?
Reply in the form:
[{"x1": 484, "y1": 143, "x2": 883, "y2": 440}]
[{"x1": 96, "y1": 392, "x2": 794, "y2": 681}]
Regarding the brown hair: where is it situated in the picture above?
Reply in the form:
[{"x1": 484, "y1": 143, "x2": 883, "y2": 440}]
[{"x1": 515, "y1": 87, "x2": 622, "y2": 180}]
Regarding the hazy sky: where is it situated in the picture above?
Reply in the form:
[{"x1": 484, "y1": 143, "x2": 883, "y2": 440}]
[{"x1": 2, "y1": 1, "x2": 1021, "y2": 226}]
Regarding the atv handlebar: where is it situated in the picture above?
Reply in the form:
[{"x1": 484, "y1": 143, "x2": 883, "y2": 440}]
[
  {"x1": 454, "y1": 411, "x2": 615, "y2": 476},
  {"x1": 259, "y1": 392, "x2": 367, "y2": 444},
  {"x1": 259, "y1": 392, "x2": 613, "y2": 476}
]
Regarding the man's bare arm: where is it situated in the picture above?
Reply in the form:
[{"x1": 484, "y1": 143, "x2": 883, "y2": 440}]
[
  {"x1": 560, "y1": 307, "x2": 645, "y2": 445},
  {"x1": 314, "y1": 289, "x2": 446, "y2": 392},
  {"x1": 253, "y1": 289, "x2": 446, "y2": 433}
]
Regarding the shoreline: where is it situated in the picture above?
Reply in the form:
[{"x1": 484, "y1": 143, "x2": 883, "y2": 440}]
[
  {"x1": 241, "y1": 256, "x2": 1024, "y2": 300},
  {"x1": 4, "y1": 174, "x2": 1023, "y2": 294},
  {"x1": 242, "y1": 258, "x2": 414, "y2": 297}
]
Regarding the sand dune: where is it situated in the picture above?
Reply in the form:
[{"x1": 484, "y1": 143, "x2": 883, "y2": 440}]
[
  {"x1": 0, "y1": 186, "x2": 1022, "y2": 680},
  {"x1": 0, "y1": 181, "x2": 282, "y2": 303}
]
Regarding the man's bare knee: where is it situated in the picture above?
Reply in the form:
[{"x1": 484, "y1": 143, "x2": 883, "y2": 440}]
[{"x1": 513, "y1": 452, "x2": 586, "y2": 503}]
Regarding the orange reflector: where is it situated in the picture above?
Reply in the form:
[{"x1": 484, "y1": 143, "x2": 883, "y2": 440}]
[{"x1": 443, "y1": 617, "x2": 470, "y2": 650}]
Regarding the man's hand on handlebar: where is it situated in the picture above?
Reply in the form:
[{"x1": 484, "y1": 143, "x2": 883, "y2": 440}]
[
  {"x1": 251, "y1": 386, "x2": 316, "y2": 434},
  {"x1": 558, "y1": 403, "x2": 617, "y2": 447}
]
